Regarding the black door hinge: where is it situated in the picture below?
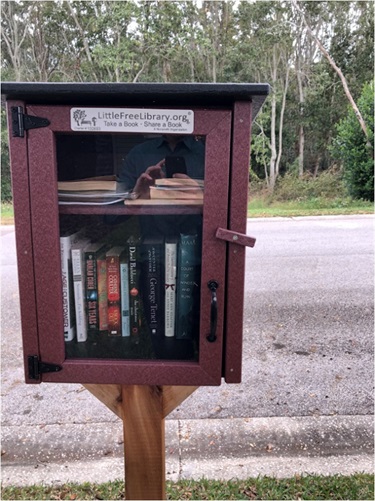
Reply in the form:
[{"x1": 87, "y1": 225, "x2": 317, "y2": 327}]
[
  {"x1": 11, "y1": 106, "x2": 50, "y2": 138},
  {"x1": 28, "y1": 355, "x2": 62, "y2": 381}
]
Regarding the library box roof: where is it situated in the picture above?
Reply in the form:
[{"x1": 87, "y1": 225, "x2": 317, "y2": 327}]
[{"x1": 1, "y1": 82, "x2": 270, "y2": 120}]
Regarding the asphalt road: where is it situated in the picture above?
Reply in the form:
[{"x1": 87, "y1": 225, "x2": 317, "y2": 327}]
[
  {"x1": 1, "y1": 215, "x2": 373, "y2": 484},
  {"x1": 1, "y1": 215, "x2": 373, "y2": 422}
]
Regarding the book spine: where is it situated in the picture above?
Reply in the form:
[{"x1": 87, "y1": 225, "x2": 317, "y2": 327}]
[
  {"x1": 107, "y1": 254, "x2": 121, "y2": 336},
  {"x1": 141, "y1": 241, "x2": 164, "y2": 336},
  {"x1": 85, "y1": 251, "x2": 99, "y2": 332},
  {"x1": 60, "y1": 234, "x2": 77, "y2": 342},
  {"x1": 165, "y1": 240, "x2": 177, "y2": 337},
  {"x1": 71, "y1": 247, "x2": 87, "y2": 342},
  {"x1": 120, "y1": 261, "x2": 130, "y2": 337},
  {"x1": 97, "y1": 257, "x2": 108, "y2": 332},
  {"x1": 128, "y1": 241, "x2": 142, "y2": 337},
  {"x1": 175, "y1": 234, "x2": 201, "y2": 340}
]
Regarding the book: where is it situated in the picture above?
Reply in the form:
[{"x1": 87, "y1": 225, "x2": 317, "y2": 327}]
[
  {"x1": 164, "y1": 237, "x2": 178, "y2": 337},
  {"x1": 155, "y1": 178, "x2": 204, "y2": 188},
  {"x1": 106, "y1": 246, "x2": 125, "y2": 336},
  {"x1": 124, "y1": 199, "x2": 203, "y2": 206},
  {"x1": 120, "y1": 259, "x2": 130, "y2": 337},
  {"x1": 60, "y1": 229, "x2": 82, "y2": 342},
  {"x1": 58, "y1": 175, "x2": 123, "y2": 192},
  {"x1": 127, "y1": 236, "x2": 142, "y2": 338},
  {"x1": 175, "y1": 233, "x2": 202, "y2": 340},
  {"x1": 97, "y1": 252, "x2": 108, "y2": 332},
  {"x1": 84, "y1": 242, "x2": 108, "y2": 332},
  {"x1": 149, "y1": 186, "x2": 204, "y2": 200},
  {"x1": 141, "y1": 236, "x2": 165, "y2": 336},
  {"x1": 71, "y1": 237, "x2": 91, "y2": 342}
]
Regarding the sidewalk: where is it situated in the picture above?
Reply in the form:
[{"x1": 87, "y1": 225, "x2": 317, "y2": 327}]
[{"x1": 1, "y1": 414, "x2": 373, "y2": 486}]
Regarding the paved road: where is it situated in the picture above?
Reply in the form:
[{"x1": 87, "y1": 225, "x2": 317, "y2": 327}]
[{"x1": 1, "y1": 215, "x2": 373, "y2": 483}]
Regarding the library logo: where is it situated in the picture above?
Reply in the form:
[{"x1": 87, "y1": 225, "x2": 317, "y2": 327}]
[{"x1": 71, "y1": 107, "x2": 194, "y2": 133}]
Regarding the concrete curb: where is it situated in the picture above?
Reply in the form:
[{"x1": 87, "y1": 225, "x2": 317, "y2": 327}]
[{"x1": 1, "y1": 415, "x2": 373, "y2": 486}]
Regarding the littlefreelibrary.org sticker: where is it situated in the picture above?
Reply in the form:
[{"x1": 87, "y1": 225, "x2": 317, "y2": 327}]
[{"x1": 70, "y1": 107, "x2": 194, "y2": 134}]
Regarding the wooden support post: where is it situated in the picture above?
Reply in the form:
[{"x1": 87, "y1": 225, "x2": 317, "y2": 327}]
[
  {"x1": 122, "y1": 385, "x2": 165, "y2": 500},
  {"x1": 84, "y1": 384, "x2": 197, "y2": 500}
]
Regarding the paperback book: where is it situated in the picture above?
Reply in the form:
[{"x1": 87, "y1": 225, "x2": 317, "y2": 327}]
[
  {"x1": 127, "y1": 236, "x2": 142, "y2": 338},
  {"x1": 175, "y1": 233, "x2": 202, "y2": 340},
  {"x1": 164, "y1": 236, "x2": 178, "y2": 337},
  {"x1": 106, "y1": 246, "x2": 125, "y2": 336},
  {"x1": 60, "y1": 229, "x2": 82, "y2": 342},
  {"x1": 71, "y1": 237, "x2": 91, "y2": 342},
  {"x1": 84, "y1": 242, "x2": 108, "y2": 332}
]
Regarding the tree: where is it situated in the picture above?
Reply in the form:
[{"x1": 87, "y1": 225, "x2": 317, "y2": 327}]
[
  {"x1": 331, "y1": 81, "x2": 374, "y2": 201},
  {"x1": 1, "y1": 108, "x2": 11, "y2": 201},
  {"x1": 1, "y1": 1, "x2": 31, "y2": 81},
  {"x1": 291, "y1": 0, "x2": 371, "y2": 145},
  {"x1": 234, "y1": 1, "x2": 293, "y2": 192}
]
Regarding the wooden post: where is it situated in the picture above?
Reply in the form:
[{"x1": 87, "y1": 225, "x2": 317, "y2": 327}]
[
  {"x1": 84, "y1": 384, "x2": 197, "y2": 500},
  {"x1": 122, "y1": 385, "x2": 165, "y2": 500}
]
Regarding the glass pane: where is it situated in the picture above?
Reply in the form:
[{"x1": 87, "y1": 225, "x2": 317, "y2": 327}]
[{"x1": 57, "y1": 133, "x2": 205, "y2": 362}]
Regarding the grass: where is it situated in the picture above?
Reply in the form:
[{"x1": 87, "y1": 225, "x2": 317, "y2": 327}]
[
  {"x1": 1, "y1": 196, "x2": 373, "y2": 226},
  {"x1": 1, "y1": 202, "x2": 14, "y2": 224},
  {"x1": 1, "y1": 474, "x2": 374, "y2": 500},
  {"x1": 248, "y1": 196, "x2": 373, "y2": 218}
]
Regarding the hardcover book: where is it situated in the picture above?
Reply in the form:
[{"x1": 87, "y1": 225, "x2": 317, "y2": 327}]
[
  {"x1": 58, "y1": 175, "x2": 122, "y2": 192},
  {"x1": 106, "y1": 246, "x2": 125, "y2": 336},
  {"x1": 165, "y1": 236, "x2": 178, "y2": 337},
  {"x1": 141, "y1": 236, "x2": 165, "y2": 336},
  {"x1": 175, "y1": 233, "x2": 202, "y2": 340},
  {"x1": 120, "y1": 259, "x2": 130, "y2": 337},
  {"x1": 71, "y1": 237, "x2": 90, "y2": 342},
  {"x1": 127, "y1": 236, "x2": 142, "y2": 338},
  {"x1": 84, "y1": 242, "x2": 108, "y2": 332},
  {"x1": 97, "y1": 252, "x2": 108, "y2": 332},
  {"x1": 60, "y1": 229, "x2": 81, "y2": 342}
]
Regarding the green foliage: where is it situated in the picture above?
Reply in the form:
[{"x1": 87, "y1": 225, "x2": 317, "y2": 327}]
[
  {"x1": 1, "y1": 474, "x2": 374, "y2": 500},
  {"x1": 1, "y1": 0, "x2": 374, "y2": 192},
  {"x1": 1, "y1": 107, "x2": 11, "y2": 202},
  {"x1": 271, "y1": 168, "x2": 346, "y2": 202},
  {"x1": 331, "y1": 81, "x2": 374, "y2": 201}
]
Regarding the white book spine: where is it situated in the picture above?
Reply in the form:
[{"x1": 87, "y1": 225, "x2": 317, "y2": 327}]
[
  {"x1": 165, "y1": 240, "x2": 177, "y2": 337},
  {"x1": 60, "y1": 233, "x2": 79, "y2": 342},
  {"x1": 120, "y1": 261, "x2": 130, "y2": 337},
  {"x1": 72, "y1": 247, "x2": 88, "y2": 342}
]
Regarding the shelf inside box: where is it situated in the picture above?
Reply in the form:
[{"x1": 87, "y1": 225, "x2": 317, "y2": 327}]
[
  {"x1": 59, "y1": 201, "x2": 203, "y2": 216},
  {"x1": 65, "y1": 330, "x2": 197, "y2": 361}
]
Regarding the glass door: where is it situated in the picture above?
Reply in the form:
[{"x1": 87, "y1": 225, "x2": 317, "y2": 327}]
[{"x1": 27, "y1": 104, "x2": 232, "y2": 385}]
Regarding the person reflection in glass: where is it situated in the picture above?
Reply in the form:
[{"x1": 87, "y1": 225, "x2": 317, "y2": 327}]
[
  {"x1": 118, "y1": 134, "x2": 205, "y2": 198},
  {"x1": 118, "y1": 134, "x2": 205, "y2": 237}
]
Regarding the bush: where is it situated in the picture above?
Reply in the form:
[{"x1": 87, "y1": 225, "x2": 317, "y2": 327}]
[
  {"x1": 330, "y1": 81, "x2": 374, "y2": 201},
  {"x1": 271, "y1": 168, "x2": 346, "y2": 202}
]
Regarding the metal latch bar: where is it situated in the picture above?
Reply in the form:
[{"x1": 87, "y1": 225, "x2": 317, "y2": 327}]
[{"x1": 215, "y1": 227, "x2": 256, "y2": 248}]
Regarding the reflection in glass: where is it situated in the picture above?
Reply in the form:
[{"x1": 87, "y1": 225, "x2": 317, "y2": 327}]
[{"x1": 57, "y1": 133, "x2": 205, "y2": 362}]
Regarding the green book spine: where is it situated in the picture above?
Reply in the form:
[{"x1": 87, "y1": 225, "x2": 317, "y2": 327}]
[{"x1": 175, "y1": 233, "x2": 201, "y2": 340}]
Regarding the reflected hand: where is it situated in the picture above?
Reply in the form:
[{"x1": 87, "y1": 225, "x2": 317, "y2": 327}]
[{"x1": 133, "y1": 159, "x2": 166, "y2": 199}]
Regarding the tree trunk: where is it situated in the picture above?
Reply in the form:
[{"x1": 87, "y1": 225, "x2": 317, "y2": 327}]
[
  {"x1": 292, "y1": 0, "x2": 370, "y2": 142},
  {"x1": 275, "y1": 63, "x2": 290, "y2": 178}
]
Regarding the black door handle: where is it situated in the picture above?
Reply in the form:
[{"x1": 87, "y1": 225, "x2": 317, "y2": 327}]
[{"x1": 207, "y1": 280, "x2": 219, "y2": 342}]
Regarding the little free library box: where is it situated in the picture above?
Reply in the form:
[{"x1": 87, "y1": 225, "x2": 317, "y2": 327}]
[{"x1": 3, "y1": 82, "x2": 269, "y2": 387}]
